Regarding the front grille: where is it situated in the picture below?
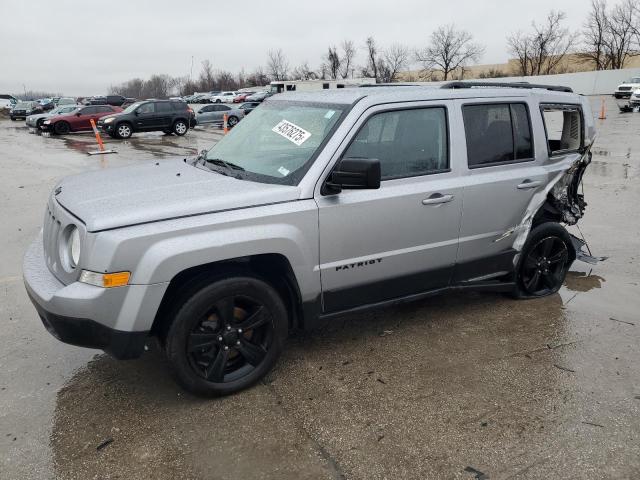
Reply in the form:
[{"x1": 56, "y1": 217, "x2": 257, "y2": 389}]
[{"x1": 618, "y1": 86, "x2": 632, "y2": 91}]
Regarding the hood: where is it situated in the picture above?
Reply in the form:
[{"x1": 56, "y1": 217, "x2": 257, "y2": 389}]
[{"x1": 54, "y1": 158, "x2": 302, "y2": 232}]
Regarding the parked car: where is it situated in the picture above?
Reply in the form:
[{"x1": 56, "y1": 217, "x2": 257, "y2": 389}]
[
  {"x1": 38, "y1": 98, "x2": 56, "y2": 111},
  {"x1": 97, "y1": 100, "x2": 195, "y2": 139},
  {"x1": 189, "y1": 94, "x2": 210, "y2": 104},
  {"x1": 629, "y1": 89, "x2": 640, "y2": 108},
  {"x1": 26, "y1": 104, "x2": 79, "y2": 129},
  {"x1": 237, "y1": 101, "x2": 261, "y2": 115},
  {"x1": 233, "y1": 92, "x2": 255, "y2": 103},
  {"x1": 614, "y1": 77, "x2": 640, "y2": 99},
  {"x1": 56, "y1": 97, "x2": 77, "y2": 106},
  {"x1": 0, "y1": 94, "x2": 18, "y2": 111},
  {"x1": 23, "y1": 82, "x2": 595, "y2": 396},
  {"x1": 41, "y1": 105, "x2": 122, "y2": 134},
  {"x1": 246, "y1": 91, "x2": 273, "y2": 102},
  {"x1": 84, "y1": 95, "x2": 128, "y2": 107},
  {"x1": 195, "y1": 103, "x2": 244, "y2": 127},
  {"x1": 10, "y1": 101, "x2": 43, "y2": 120},
  {"x1": 208, "y1": 91, "x2": 239, "y2": 103}
]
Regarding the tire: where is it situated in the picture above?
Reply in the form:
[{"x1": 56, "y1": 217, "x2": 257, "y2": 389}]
[
  {"x1": 54, "y1": 121, "x2": 70, "y2": 135},
  {"x1": 36, "y1": 118, "x2": 44, "y2": 129},
  {"x1": 227, "y1": 115, "x2": 239, "y2": 127},
  {"x1": 115, "y1": 122, "x2": 133, "y2": 139},
  {"x1": 173, "y1": 119, "x2": 188, "y2": 136},
  {"x1": 513, "y1": 222, "x2": 573, "y2": 299},
  {"x1": 164, "y1": 274, "x2": 288, "y2": 396},
  {"x1": 215, "y1": 99, "x2": 221, "y2": 103}
]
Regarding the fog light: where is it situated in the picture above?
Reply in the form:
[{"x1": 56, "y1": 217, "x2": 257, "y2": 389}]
[{"x1": 79, "y1": 270, "x2": 130, "y2": 288}]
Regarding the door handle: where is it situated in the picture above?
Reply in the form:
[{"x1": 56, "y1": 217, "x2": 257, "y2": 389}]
[
  {"x1": 422, "y1": 193, "x2": 454, "y2": 205},
  {"x1": 517, "y1": 180, "x2": 542, "y2": 190}
]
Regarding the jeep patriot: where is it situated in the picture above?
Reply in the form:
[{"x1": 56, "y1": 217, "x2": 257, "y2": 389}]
[{"x1": 23, "y1": 83, "x2": 595, "y2": 396}]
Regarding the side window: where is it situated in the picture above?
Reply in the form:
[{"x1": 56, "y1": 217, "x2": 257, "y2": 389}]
[
  {"x1": 343, "y1": 107, "x2": 449, "y2": 180},
  {"x1": 463, "y1": 103, "x2": 534, "y2": 168},
  {"x1": 156, "y1": 103, "x2": 172, "y2": 113},
  {"x1": 541, "y1": 104, "x2": 582, "y2": 154},
  {"x1": 80, "y1": 106, "x2": 97, "y2": 115},
  {"x1": 137, "y1": 103, "x2": 155, "y2": 114},
  {"x1": 97, "y1": 106, "x2": 112, "y2": 113}
]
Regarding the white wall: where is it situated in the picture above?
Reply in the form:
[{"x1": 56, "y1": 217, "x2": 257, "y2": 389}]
[{"x1": 469, "y1": 68, "x2": 640, "y2": 96}]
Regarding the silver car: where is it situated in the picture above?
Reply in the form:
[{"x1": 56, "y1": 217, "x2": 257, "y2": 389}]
[
  {"x1": 23, "y1": 83, "x2": 595, "y2": 396},
  {"x1": 26, "y1": 104, "x2": 79, "y2": 129},
  {"x1": 195, "y1": 103, "x2": 244, "y2": 127}
]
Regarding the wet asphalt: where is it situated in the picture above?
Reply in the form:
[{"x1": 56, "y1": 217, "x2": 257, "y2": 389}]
[{"x1": 0, "y1": 97, "x2": 639, "y2": 480}]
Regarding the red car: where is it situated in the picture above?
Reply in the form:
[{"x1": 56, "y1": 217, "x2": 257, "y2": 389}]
[
  {"x1": 233, "y1": 92, "x2": 254, "y2": 103},
  {"x1": 41, "y1": 105, "x2": 123, "y2": 135}
]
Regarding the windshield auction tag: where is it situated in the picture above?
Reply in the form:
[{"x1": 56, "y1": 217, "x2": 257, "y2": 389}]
[{"x1": 272, "y1": 120, "x2": 311, "y2": 146}]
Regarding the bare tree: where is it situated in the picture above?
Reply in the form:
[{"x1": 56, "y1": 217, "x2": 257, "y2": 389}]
[
  {"x1": 606, "y1": 0, "x2": 639, "y2": 69},
  {"x1": 363, "y1": 37, "x2": 379, "y2": 82},
  {"x1": 507, "y1": 11, "x2": 577, "y2": 76},
  {"x1": 581, "y1": 0, "x2": 610, "y2": 70},
  {"x1": 198, "y1": 60, "x2": 216, "y2": 90},
  {"x1": 416, "y1": 25, "x2": 485, "y2": 80},
  {"x1": 267, "y1": 49, "x2": 289, "y2": 81},
  {"x1": 340, "y1": 40, "x2": 356, "y2": 79},
  {"x1": 378, "y1": 44, "x2": 410, "y2": 82},
  {"x1": 291, "y1": 62, "x2": 318, "y2": 80},
  {"x1": 246, "y1": 67, "x2": 270, "y2": 88},
  {"x1": 324, "y1": 46, "x2": 342, "y2": 79}
]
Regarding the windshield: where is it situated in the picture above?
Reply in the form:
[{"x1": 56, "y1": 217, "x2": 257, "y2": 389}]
[
  {"x1": 15, "y1": 102, "x2": 31, "y2": 108},
  {"x1": 122, "y1": 102, "x2": 143, "y2": 114},
  {"x1": 54, "y1": 105, "x2": 77, "y2": 114},
  {"x1": 203, "y1": 100, "x2": 345, "y2": 185},
  {"x1": 630, "y1": 77, "x2": 640, "y2": 83}
]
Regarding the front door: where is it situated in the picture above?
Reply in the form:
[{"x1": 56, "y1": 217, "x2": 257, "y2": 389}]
[
  {"x1": 316, "y1": 104, "x2": 463, "y2": 313},
  {"x1": 134, "y1": 102, "x2": 156, "y2": 130}
]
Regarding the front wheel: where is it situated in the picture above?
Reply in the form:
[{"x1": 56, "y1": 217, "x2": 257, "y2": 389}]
[
  {"x1": 54, "y1": 121, "x2": 70, "y2": 135},
  {"x1": 513, "y1": 222, "x2": 573, "y2": 298},
  {"x1": 116, "y1": 123, "x2": 133, "y2": 139},
  {"x1": 173, "y1": 120, "x2": 188, "y2": 136},
  {"x1": 164, "y1": 275, "x2": 288, "y2": 396}
]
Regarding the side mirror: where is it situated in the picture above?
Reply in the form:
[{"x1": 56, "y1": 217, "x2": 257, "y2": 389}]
[
  {"x1": 325, "y1": 158, "x2": 381, "y2": 193},
  {"x1": 76, "y1": 112, "x2": 82, "y2": 116},
  {"x1": 134, "y1": 110, "x2": 140, "y2": 115}
]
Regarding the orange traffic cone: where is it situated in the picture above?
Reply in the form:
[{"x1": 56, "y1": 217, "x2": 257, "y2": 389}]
[
  {"x1": 223, "y1": 113, "x2": 229, "y2": 134},
  {"x1": 598, "y1": 98, "x2": 606, "y2": 120}
]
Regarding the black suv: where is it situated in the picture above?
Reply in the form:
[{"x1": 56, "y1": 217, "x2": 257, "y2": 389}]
[
  {"x1": 98, "y1": 100, "x2": 195, "y2": 139},
  {"x1": 86, "y1": 95, "x2": 131, "y2": 107}
]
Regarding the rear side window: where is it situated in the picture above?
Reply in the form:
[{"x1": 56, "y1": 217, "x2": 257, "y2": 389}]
[
  {"x1": 540, "y1": 104, "x2": 582, "y2": 155},
  {"x1": 81, "y1": 106, "x2": 97, "y2": 114},
  {"x1": 156, "y1": 102, "x2": 172, "y2": 113},
  {"x1": 171, "y1": 101, "x2": 187, "y2": 110},
  {"x1": 96, "y1": 106, "x2": 112, "y2": 113},
  {"x1": 343, "y1": 107, "x2": 449, "y2": 180},
  {"x1": 463, "y1": 103, "x2": 534, "y2": 168}
]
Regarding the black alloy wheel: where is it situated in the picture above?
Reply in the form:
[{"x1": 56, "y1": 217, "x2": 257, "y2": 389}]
[
  {"x1": 165, "y1": 275, "x2": 287, "y2": 396},
  {"x1": 521, "y1": 236, "x2": 569, "y2": 296},
  {"x1": 514, "y1": 222, "x2": 573, "y2": 298}
]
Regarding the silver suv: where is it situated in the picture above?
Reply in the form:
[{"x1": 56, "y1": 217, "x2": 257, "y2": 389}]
[{"x1": 23, "y1": 83, "x2": 595, "y2": 396}]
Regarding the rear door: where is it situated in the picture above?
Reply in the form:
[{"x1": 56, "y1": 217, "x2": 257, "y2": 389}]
[
  {"x1": 155, "y1": 102, "x2": 173, "y2": 129},
  {"x1": 316, "y1": 103, "x2": 463, "y2": 313},
  {"x1": 71, "y1": 106, "x2": 97, "y2": 130},
  {"x1": 455, "y1": 100, "x2": 547, "y2": 281}
]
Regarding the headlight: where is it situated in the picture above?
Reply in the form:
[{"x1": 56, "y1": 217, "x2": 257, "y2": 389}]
[
  {"x1": 43, "y1": 120, "x2": 50, "y2": 124},
  {"x1": 69, "y1": 226, "x2": 81, "y2": 267},
  {"x1": 104, "y1": 117, "x2": 115, "y2": 123}
]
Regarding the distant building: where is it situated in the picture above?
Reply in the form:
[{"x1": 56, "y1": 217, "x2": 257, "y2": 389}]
[{"x1": 269, "y1": 78, "x2": 374, "y2": 93}]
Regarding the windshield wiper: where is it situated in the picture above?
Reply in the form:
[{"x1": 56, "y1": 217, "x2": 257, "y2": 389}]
[{"x1": 206, "y1": 158, "x2": 245, "y2": 171}]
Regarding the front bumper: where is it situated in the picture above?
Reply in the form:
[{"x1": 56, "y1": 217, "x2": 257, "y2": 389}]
[
  {"x1": 23, "y1": 233, "x2": 168, "y2": 359},
  {"x1": 614, "y1": 91, "x2": 632, "y2": 99}
]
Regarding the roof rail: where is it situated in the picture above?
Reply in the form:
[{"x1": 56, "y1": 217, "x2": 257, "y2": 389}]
[{"x1": 441, "y1": 81, "x2": 573, "y2": 93}]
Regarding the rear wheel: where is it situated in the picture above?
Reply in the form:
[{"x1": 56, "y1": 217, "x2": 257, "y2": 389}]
[
  {"x1": 54, "y1": 121, "x2": 70, "y2": 135},
  {"x1": 513, "y1": 222, "x2": 573, "y2": 298},
  {"x1": 116, "y1": 123, "x2": 133, "y2": 139},
  {"x1": 164, "y1": 275, "x2": 288, "y2": 396},
  {"x1": 173, "y1": 119, "x2": 188, "y2": 136},
  {"x1": 227, "y1": 115, "x2": 239, "y2": 127}
]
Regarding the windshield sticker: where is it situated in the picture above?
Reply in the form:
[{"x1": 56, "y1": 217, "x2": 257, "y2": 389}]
[
  {"x1": 277, "y1": 166, "x2": 290, "y2": 177},
  {"x1": 272, "y1": 119, "x2": 312, "y2": 146},
  {"x1": 324, "y1": 110, "x2": 336, "y2": 119}
]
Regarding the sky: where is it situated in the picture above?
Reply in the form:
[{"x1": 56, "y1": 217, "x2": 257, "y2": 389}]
[{"x1": 0, "y1": 0, "x2": 590, "y2": 96}]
